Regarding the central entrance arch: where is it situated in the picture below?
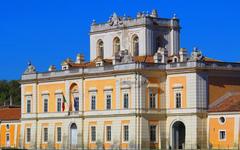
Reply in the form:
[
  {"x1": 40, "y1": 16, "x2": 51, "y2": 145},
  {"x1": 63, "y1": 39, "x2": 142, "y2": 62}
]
[
  {"x1": 172, "y1": 121, "x2": 185, "y2": 149},
  {"x1": 70, "y1": 123, "x2": 77, "y2": 147}
]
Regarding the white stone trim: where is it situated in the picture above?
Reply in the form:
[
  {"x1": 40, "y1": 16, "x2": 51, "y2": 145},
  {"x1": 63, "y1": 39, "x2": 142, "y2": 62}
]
[
  {"x1": 122, "y1": 89, "x2": 130, "y2": 109},
  {"x1": 173, "y1": 89, "x2": 182, "y2": 109},
  {"x1": 24, "y1": 92, "x2": 32, "y2": 96},
  {"x1": 104, "y1": 125, "x2": 113, "y2": 143},
  {"x1": 42, "y1": 94, "x2": 49, "y2": 113},
  {"x1": 41, "y1": 91, "x2": 50, "y2": 95},
  {"x1": 56, "y1": 126, "x2": 62, "y2": 144},
  {"x1": 89, "y1": 92, "x2": 97, "y2": 110},
  {"x1": 104, "y1": 91, "x2": 112, "y2": 110},
  {"x1": 173, "y1": 83, "x2": 183, "y2": 89},
  {"x1": 147, "y1": 83, "x2": 159, "y2": 88},
  {"x1": 104, "y1": 86, "x2": 113, "y2": 91},
  {"x1": 88, "y1": 87, "x2": 97, "y2": 92},
  {"x1": 122, "y1": 124, "x2": 130, "y2": 143},
  {"x1": 90, "y1": 125, "x2": 97, "y2": 143}
]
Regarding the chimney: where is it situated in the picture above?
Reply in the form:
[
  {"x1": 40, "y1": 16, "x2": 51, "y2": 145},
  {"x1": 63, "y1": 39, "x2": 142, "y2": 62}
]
[
  {"x1": 160, "y1": 47, "x2": 168, "y2": 63},
  {"x1": 179, "y1": 48, "x2": 187, "y2": 62},
  {"x1": 48, "y1": 65, "x2": 56, "y2": 72},
  {"x1": 76, "y1": 54, "x2": 84, "y2": 64}
]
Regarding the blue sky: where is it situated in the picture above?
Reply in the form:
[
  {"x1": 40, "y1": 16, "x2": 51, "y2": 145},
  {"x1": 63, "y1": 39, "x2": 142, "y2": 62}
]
[{"x1": 0, "y1": 0, "x2": 240, "y2": 80}]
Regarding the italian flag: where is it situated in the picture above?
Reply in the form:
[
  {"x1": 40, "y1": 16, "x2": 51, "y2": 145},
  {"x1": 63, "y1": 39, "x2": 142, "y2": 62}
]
[{"x1": 62, "y1": 95, "x2": 67, "y2": 111}]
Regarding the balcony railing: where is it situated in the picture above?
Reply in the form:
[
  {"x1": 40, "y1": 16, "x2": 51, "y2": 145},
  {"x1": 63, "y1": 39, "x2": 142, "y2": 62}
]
[{"x1": 21, "y1": 61, "x2": 240, "y2": 81}]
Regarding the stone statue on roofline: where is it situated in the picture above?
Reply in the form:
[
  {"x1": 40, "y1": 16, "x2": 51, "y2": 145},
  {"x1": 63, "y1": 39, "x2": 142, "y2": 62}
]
[
  {"x1": 120, "y1": 49, "x2": 133, "y2": 63},
  {"x1": 190, "y1": 47, "x2": 204, "y2": 61},
  {"x1": 24, "y1": 61, "x2": 36, "y2": 74}
]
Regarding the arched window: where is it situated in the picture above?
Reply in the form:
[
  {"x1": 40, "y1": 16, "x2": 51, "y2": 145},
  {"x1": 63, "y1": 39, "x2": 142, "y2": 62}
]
[
  {"x1": 69, "y1": 83, "x2": 79, "y2": 112},
  {"x1": 156, "y1": 35, "x2": 164, "y2": 52},
  {"x1": 132, "y1": 35, "x2": 139, "y2": 56},
  {"x1": 97, "y1": 39, "x2": 104, "y2": 58},
  {"x1": 113, "y1": 37, "x2": 120, "y2": 55}
]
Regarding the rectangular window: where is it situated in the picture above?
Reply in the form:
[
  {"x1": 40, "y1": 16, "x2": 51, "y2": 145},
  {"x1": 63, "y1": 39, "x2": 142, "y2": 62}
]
[
  {"x1": 123, "y1": 125, "x2": 129, "y2": 142},
  {"x1": 149, "y1": 92, "x2": 156, "y2": 109},
  {"x1": 27, "y1": 99, "x2": 31, "y2": 113},
  {"x1": 106, "y1": 94, "x2": 111, "y2": 110},
  {"x1": 26, "y1": 128, "x2": 31, "y2": 143},
  {"x1": 91, "y1": 126, "x2": 96, "y2": 142},
  {"x1": 150, "y1": 125, "x2": 157, "y2": 142},
  {"x1": 123, "y1": 93, "x2": 129, "y2": 109},
  {"x1": 91, "y1": 95, "x2": 96, "y2": 110},
  {"x1": 6, "y1": 133, "x2": 10, "y2": 143},
  {"x1": 44, "y1": 99, "x2": 48, "y2": 112},
  {"x1": 43, "y1": 128, "x2": 48, "y2": 142},
  {"x1": 74, "y1": 97, "x2": 79, "y2": 111},
  {"x1": 57, "y1": 98, "x2": 62, "y2": 112},
  {"x1": 57, "y1": 127, "x2": 62, "y2": 142},
  {"x1": 219, "y1": 130, "x2": 226, "y2": 140},
  {"x1": 176, "y1": 92, "x2": 181, "y2": 108},
  {"x1": 106, "y1": 126, "x2": 111, "y2": 142}
]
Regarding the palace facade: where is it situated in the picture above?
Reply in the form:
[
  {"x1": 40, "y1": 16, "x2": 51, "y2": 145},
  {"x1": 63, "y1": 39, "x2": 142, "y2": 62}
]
[{"x1": 1, "y1": 10, "x2": 240, "y2": 149}]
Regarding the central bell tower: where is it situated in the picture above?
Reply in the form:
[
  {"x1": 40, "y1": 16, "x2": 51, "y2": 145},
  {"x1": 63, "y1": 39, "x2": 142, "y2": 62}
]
[{"x1": 89, "y1": 9, "x2": 180, "y2": 60}]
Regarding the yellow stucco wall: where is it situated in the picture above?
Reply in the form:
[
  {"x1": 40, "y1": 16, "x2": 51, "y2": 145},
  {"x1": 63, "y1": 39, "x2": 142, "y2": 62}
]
[
  {"x1": 85, "y1": 79, "x2": 116, "y2": 111},
  {"x1": 23, "y1": 85, "x2": 33, "y2": 113},
  {"x1": 209, "y1": 117, "x2": 235, "y2": 148},
  {"x1": 0, "y1": 125, "x2": 6, "y2": 146},
  {"x1": 38, "y1": 82, "x2": 65, "y2": 113},
  {"x1": 0, "y1": 123, "x2": 20, "y2": 148},
  {"x1": 169, "y1": 76, "x2": 186, "y2": 109}
]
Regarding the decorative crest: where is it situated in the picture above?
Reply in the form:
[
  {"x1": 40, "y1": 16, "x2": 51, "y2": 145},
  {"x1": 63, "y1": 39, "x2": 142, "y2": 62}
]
[{"x1": 108, "y1": 12, "x2": 123, "y2": 26}]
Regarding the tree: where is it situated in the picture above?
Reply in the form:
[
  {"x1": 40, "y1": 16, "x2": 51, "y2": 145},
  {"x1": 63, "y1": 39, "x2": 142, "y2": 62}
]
[{"x1": 0, "y1": 80, "x2": 21, "y2": 106}]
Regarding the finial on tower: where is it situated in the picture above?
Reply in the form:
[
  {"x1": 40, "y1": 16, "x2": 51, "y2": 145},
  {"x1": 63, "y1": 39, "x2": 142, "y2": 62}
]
[
  {"x1": 172, "y1": 13, "x2": 178, "y2": 19},
  {"x1": 92, "y1": 19, "x2": 96, "y2": 25},
  {"x1": 151, "y1": 9, "x2": 158, "y2": 18}
]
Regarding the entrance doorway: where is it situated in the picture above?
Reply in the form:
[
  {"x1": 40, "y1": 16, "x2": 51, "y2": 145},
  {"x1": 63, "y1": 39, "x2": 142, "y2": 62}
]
[
  {"x1": 70, "y1": 123, "x2": 77, "y2": 147},
  {"x1": 172, "y1": 121, "x2": 185, "y2": 149}
]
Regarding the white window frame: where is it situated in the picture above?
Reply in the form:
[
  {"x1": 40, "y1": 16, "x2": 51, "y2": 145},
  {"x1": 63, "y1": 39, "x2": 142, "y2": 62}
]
[
  {"x1": 26, "y1": 96, "x2": 32, "y2": 113},
  {"x1": 149, "y1": 88, "x2": 157, "y2": 109},
  {"x1": 26, "y1": 127, "x2": 31, "y2": 143},
  {"x1": 55, "y1": 94, "x2": 63, "y2": 112},
  {"x1": 219, "y1": 130, "x2": 226, "y2": 141},
  {"x1": 122, "y1": 90, "x2": 129, "y2": 109},
  {"x1": 105, "y1": 125, "x2": 112, "y2": 143},
  {"x1": 122, "y1": 125, "x2": 129, "y2": 143},
  {"x1": 73, "y1": 94, "x2": 80, "y2": 111},
  {"x1": 56, "y1": 127, "x2": 62, "y2": 143},
  {"x1": 6, "y1": 132, "x2": 10, "y2": 146},
  {"x1": 90, "y1": 126, "x2": 97, "y2": 143},
  {"x1": 149, "y1": 125, "x2": 158, "y2": 143},
  {"x1": 90, "y1": 92, "x2": 97, "y2": 110},
  {"x1": 105, "y1": 91, "x2": 112, "y2": 110},
  {"x1": 174, "y1": 89, "x2": 182, "y2": 109},
  {"x1": 43, "y1": 98, "x2": 48, "y2": 113},
  {"x1": 43, "y1": 127, "x2": 48, "y2": 143}
]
